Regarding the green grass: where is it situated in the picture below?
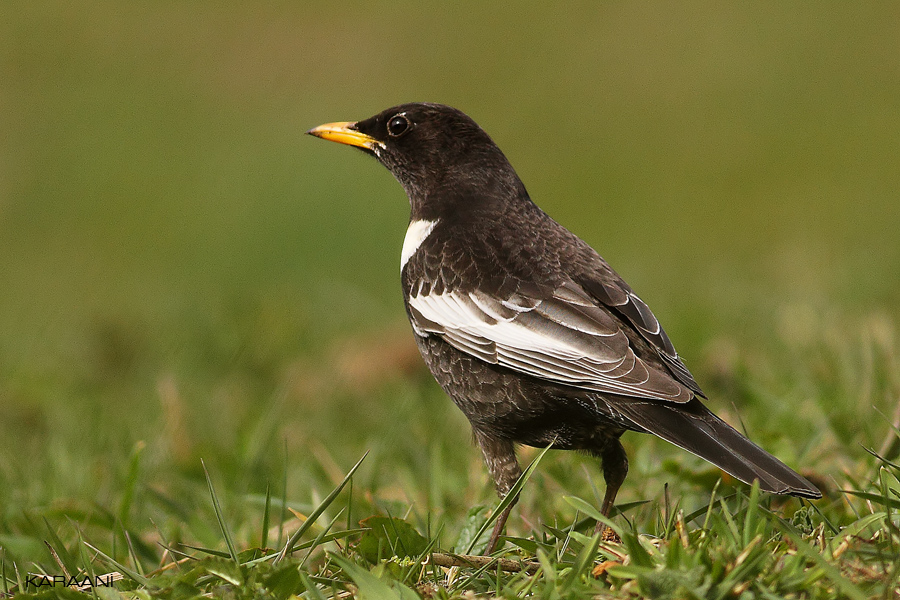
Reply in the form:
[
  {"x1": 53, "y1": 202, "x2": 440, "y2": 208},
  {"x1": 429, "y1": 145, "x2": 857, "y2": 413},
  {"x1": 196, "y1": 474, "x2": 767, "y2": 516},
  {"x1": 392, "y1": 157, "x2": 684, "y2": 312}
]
[
  {"x1": 1, "y1": 297, "x2": 898, "y2": 598},
  {"x1": 2, "y1": 2, "x2": 900, "y2": 598}
]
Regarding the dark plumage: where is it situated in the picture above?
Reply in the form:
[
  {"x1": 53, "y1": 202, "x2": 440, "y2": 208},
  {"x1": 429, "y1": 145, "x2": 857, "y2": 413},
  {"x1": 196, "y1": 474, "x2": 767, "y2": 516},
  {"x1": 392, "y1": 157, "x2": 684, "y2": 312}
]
[{"x1": 308, "y1": 103, "x2": 820, "y2": 553}]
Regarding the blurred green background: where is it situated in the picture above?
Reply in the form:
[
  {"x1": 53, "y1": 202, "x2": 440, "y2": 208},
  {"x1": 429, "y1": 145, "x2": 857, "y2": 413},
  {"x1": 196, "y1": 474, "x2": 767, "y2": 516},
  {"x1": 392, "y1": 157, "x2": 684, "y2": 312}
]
[{"x1": 1, "y1": 1, "x2": 898, "y2": 528}]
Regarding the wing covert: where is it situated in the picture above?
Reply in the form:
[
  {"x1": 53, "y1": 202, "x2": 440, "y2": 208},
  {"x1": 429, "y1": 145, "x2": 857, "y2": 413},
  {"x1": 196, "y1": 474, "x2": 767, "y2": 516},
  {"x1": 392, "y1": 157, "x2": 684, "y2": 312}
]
[{"x1": 407, "y1": 282, "x2": 693, "y2": 402}]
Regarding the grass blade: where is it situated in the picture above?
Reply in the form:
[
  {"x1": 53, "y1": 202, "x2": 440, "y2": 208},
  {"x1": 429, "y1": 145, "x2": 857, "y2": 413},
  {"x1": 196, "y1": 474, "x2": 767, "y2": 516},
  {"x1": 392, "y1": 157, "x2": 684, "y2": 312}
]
[
  {"x1": 842, "y1": 489, "x2": 900, "y2": 510},
  {"x1": 202, "y1": 459, "x2": 240, "y2": 565},
  {"x1": 261, "y1": 483, "x2": 272, "y2": 550},
  {"x1": 563, "y1": 495, "x2": 622, "y2": 537},
  {"x1": 42, "y1": 519, "x2": 77, "y2": 577},
  {"x1": 122, "y1": 528, "x2": 145, "y2": 577},
  {"x1": 275, "y1": 451, "x2": 368, "y2": 563},
  {"x1": 119, "y1": 440, "x2": 145, "y2": 529},
  {"x1": 83, "y1": 541, "x2": 157, "y2": 589},
  {"x1": 1, "y1": 548, "x2": 8, "y2": 597},
  {"x1": 742, "y1": 480, "x2": 762, "y2": 546},
  {"x1": 299, "y1": 509, "x2": 343, "y2": 569}
]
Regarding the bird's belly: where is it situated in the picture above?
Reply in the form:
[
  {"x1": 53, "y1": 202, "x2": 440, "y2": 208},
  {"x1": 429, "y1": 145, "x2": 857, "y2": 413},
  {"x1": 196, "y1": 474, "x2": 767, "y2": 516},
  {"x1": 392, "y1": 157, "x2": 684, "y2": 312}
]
[{"x1": 414, "y1": 334, "x2": 638, "y2": 449}]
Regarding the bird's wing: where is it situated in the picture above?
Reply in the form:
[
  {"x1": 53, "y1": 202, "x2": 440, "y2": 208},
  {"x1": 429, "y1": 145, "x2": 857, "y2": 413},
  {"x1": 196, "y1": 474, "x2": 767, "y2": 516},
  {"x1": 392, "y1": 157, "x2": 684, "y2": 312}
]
[
  {"x1": 576, "y1": 274, "x2": 704, "y2": 396},
  {"x1": 407, "y1": 279, "x2": 694, "y2": 402}
]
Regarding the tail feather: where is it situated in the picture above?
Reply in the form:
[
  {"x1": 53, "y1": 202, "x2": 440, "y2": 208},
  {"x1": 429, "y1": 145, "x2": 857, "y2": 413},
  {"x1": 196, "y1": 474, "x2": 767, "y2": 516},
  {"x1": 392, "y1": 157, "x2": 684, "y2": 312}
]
[{"x1": 616, "y1": 398, "x2": 821, "y2": 499}]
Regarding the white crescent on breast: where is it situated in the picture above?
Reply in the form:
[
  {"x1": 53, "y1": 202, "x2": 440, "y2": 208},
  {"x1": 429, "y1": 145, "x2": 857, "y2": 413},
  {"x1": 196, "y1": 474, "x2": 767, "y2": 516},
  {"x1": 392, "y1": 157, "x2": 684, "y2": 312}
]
[{"x1": 401, "y1": 219, "x2": 438, "y2": 271}]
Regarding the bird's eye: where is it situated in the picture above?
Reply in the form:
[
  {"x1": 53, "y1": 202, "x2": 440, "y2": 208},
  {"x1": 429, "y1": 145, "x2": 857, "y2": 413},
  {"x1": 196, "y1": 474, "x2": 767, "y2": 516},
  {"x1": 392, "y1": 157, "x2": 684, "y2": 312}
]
[{"x1": 387, "y1": 114, "x2": 411, "y2": 137}]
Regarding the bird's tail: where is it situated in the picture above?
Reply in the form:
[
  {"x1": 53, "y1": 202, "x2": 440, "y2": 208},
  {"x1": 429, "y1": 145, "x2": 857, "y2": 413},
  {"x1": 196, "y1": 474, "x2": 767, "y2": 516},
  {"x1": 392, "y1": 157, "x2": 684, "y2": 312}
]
[{"x1": 616, "y1": 398, "x2": 821, "y2": 498}]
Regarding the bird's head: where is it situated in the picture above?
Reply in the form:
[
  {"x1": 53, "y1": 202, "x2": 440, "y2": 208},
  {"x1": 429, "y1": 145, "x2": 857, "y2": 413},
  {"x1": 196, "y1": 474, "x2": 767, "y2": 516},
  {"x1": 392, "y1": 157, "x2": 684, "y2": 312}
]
[{"x1": 308, "y1": 103, "x2": 523, "y2": 218}]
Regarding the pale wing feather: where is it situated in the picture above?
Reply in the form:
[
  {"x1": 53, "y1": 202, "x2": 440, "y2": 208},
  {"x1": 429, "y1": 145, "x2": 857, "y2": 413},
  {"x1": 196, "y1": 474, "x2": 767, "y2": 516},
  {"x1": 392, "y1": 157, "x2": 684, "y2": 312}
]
[{"x1": 409, "y1": 288, "x2": 691, "y2": 402}]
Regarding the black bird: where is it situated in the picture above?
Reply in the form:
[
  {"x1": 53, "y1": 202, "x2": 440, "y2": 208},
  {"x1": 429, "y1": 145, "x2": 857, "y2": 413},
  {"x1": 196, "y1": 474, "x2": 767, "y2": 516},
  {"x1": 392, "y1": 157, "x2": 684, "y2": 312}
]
[{"x1": 308, "y1": 103, "x2": 821, "y2": 553}]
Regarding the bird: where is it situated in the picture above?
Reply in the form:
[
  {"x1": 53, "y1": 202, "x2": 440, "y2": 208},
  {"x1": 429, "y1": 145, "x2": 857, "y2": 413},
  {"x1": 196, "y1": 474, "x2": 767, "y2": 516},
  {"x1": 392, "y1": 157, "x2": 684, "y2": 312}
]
[{"x1": 307, "y1": 103, "x2": 821, "y2": 553}]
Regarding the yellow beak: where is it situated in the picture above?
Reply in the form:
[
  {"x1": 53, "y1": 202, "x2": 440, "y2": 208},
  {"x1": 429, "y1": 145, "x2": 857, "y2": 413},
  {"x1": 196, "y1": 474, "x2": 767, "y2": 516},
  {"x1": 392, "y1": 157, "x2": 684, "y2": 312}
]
[{"x1": 307, "y1": 121, "x2": 385, "y2": 151}]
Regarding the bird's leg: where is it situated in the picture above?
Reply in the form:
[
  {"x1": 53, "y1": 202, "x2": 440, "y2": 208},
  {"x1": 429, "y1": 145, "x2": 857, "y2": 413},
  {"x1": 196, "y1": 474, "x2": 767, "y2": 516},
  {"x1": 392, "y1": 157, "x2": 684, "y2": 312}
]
[
  {"x1": 486, "y1": 492, "x2": 519, "y2": 555},
  {"x1": 593, "y1": 437, "x2": 628, "y2": 541},
  {"x1": 474, "y1": 432, "x2": 522, "y2": 554}
]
